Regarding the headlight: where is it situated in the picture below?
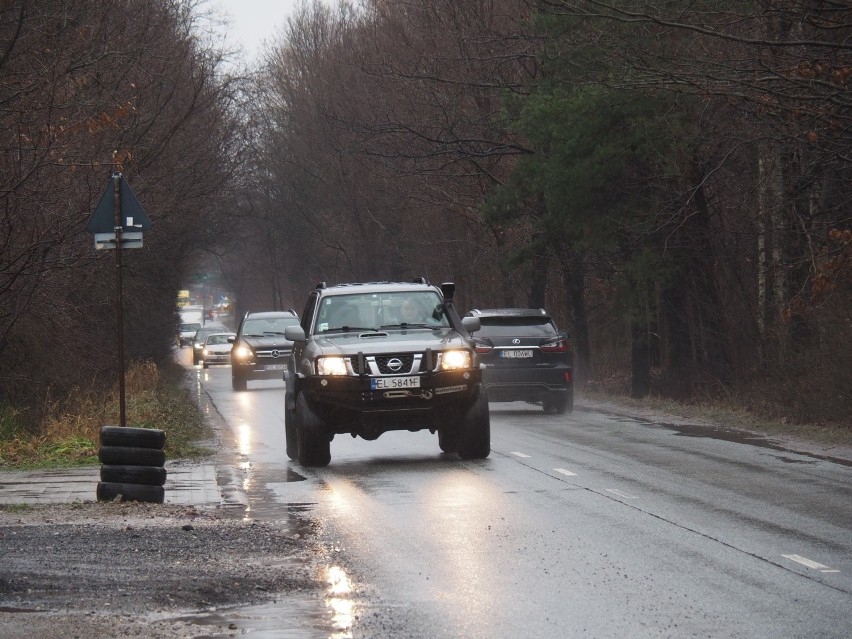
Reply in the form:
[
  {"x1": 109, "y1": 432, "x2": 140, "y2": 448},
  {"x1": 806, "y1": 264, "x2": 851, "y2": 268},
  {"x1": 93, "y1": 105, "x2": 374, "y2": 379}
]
[
  {"x1": 441, "y1": 350, "x2": 471, "y2": 370},
  {"x1": 317, "y1": 356, "x2": 348, "y2": 376},
  {"x1": 233, "y1": 345, "x2": 253, "y2": 360}
]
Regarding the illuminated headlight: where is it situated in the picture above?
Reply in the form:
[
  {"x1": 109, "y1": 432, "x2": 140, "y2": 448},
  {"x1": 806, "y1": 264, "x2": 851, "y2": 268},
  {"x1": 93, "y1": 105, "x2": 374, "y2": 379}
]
[
  {"x1": 441, "y1": 350, "x2": 471, "y2": 370},
  {"x1": 317, "y1": 356, "x2": 348, "y2": 376},
  {"x1": 193, "y1": 343, "x2": 203, "y2": 350},
  {"x1": 233, "y1": 345, "x2": 253, "y2": 360}
]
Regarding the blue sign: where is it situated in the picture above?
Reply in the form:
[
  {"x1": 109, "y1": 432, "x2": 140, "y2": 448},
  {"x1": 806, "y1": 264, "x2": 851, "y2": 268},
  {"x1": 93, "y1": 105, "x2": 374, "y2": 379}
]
[{"x1": 86, "y1": 174, "x2": 151, "y2": 234}]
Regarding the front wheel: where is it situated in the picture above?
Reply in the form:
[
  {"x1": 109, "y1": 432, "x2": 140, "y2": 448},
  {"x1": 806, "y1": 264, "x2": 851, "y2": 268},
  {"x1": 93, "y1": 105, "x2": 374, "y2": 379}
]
[
  {"x1": 295, "y1": 394, "x2": 331, "y2": 467},
  {"x1": 458, "y1": 389, "x2": 490, "y2": 460},
  {"x1": 284, "y1": 395, "x2": 298, "y2": 461}
]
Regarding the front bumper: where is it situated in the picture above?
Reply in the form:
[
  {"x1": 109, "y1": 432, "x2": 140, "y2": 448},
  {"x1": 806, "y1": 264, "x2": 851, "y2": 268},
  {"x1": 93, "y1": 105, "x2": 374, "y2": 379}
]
[
  {"x1": 300, "y1": 368, "x2": 482, "y2": 434},
  {"x1": 232, "y1": 356, "x2": 290, "y2": 380}
]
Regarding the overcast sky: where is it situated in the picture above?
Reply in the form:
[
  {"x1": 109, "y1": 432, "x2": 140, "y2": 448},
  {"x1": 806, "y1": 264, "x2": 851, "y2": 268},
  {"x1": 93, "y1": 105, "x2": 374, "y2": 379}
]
[{"x1": 211, "y1": 0, "x2": 305, "y2": 63}]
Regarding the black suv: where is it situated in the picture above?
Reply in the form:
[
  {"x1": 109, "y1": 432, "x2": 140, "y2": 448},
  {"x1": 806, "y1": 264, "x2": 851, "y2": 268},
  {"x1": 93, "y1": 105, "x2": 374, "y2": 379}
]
[
  {"x1": 466, "y1": 308, "x2": 573, "y2": 414},
  {"x1": 284, "y1": 280, "x2": 489, "y2": 466},
  {"x1": 229, "y1": 310, "x2": 300, "y2": 391}
]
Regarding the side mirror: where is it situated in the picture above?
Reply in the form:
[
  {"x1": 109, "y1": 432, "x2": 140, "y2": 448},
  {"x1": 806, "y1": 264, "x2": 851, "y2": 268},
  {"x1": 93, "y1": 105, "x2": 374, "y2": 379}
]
[
  {"x1": 462, "y1": 316, "x2": 480, "y2": 333},
  {"x1": 227, "y1": 335, "x2": 235, "y2": 344},
  {"x1": 285, "y1": 325, "x2": 306, "y2": 342}
]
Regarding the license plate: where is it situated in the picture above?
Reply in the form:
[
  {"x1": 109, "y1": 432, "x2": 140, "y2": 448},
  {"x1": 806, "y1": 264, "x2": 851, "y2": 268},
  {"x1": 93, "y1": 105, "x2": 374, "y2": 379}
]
[
  {"x1": 371, "y1": 376, "x2": 421, "y2": 390},
  {"x1": 500, "y1": 350, "x2": 533, "y2": 358},
  {"x1": 263, "y1": 364, "x2": 286, "y2": 371}
]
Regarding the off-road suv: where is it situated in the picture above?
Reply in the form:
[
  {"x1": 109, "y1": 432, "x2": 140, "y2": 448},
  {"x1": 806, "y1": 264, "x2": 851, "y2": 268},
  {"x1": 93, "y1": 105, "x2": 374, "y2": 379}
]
[
  {"x1": 284, "y1": 280, "x2": 490, "y2": 467},
  {"x1": 229, "y1": 310, "x2": 300, "y2": 391}
]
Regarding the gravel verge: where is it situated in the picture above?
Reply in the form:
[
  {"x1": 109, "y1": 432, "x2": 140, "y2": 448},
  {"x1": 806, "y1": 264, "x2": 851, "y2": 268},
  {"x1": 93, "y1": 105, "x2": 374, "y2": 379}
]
[{"x1": 0, "y1": 501, "x2": 327, "y2": 638}]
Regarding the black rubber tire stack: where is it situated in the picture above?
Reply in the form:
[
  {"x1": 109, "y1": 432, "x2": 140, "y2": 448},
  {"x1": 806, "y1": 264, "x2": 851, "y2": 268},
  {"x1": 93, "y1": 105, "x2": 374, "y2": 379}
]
[{"x1": 97, "y1": 426, "x2": 167, "y2": 503}]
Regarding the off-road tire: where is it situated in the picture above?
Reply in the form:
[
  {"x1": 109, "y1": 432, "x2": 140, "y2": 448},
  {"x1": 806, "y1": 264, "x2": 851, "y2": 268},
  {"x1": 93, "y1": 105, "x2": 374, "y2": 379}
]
[
  {"x1": 98, "y1": 445, "x2": 166, "y2": 467},
  {"x1": 100, "y1": 464, "x2": 167, "y2": 486},
  {"x1": 96, "y1": 481, "x2": 165, "y2": 503},
  {"x1": 99, "y1": 426, "x2": 166, "y2": 450},
  {"x1": 284, "y1": 395, "x2": 298, "y2": 461},
  {"x1": 295, "y1": 394, "x2": 331, "y2": 467},
  {"x1": 232, "y1": 374, "x2": 247, "y2": 391},
  {"x1": 458, "y1": 389, "x2": 491, "y2": 460}
]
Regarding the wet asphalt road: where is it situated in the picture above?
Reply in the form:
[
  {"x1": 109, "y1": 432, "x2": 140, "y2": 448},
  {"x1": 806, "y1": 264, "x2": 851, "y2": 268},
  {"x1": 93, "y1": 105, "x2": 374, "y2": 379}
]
[{"x1": 189, "y1": 353, "x2": 852, "y2": 639}]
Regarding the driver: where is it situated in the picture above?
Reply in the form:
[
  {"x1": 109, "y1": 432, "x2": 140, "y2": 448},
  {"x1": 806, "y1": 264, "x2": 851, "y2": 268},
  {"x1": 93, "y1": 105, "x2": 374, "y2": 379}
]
[{"x1": 400, "y1": 298, "x2": 429, "y2": 324}]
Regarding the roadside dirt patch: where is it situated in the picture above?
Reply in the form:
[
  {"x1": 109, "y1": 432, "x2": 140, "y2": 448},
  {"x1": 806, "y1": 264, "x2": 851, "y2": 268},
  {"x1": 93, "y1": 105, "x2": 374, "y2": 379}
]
[{"x1": 0, "y1": 501, "x2": 327, "y2": 638}]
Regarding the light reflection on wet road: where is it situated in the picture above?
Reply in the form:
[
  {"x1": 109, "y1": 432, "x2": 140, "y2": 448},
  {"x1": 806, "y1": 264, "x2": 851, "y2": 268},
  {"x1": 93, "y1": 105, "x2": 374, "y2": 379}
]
[{"x1": 190, "y1": 356, "x2": 852, "y2": 639}]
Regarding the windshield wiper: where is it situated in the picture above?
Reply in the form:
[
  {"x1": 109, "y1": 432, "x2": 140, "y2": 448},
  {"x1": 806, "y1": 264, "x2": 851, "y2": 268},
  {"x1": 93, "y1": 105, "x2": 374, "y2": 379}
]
[{"x1": 382, "y1": 322, "x2": 430, "y2": 329}]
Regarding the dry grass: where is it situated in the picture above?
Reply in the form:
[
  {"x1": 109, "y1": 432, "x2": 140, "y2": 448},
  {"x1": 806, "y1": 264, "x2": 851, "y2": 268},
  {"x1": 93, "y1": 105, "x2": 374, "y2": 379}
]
[{"x1": 0, "y1": 361, "x2": 211, "y2": 469}]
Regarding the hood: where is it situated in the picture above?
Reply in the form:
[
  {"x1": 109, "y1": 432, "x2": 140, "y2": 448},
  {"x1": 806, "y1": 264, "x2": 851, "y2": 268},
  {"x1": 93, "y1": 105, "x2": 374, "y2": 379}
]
[
  {"x1": 313, "y1": 328, "x2": 470, "y2": 356},
  {"x1": 241, "y1": 335, "x2": 293, "y2": 349}
]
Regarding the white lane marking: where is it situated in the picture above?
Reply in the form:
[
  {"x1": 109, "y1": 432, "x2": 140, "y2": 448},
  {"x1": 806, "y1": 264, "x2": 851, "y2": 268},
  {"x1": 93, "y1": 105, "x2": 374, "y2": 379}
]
[
  {"x1": 510, "y1": 451, "x2": 531, "y2": 458},
  {"x1": 782, "y1": 554, "x2": 833, "y2": 571},
  {"x1": 554, "y1": 468, "x2": 577, "y2": 476},
  {"x1": 606, "y1": 488, "x2": 638, "y2": 499}
]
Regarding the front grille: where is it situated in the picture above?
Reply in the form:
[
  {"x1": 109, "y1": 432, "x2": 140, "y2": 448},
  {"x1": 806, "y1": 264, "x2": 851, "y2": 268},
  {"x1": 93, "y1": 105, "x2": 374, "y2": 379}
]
[
  {"x1": 349, "y1": 353, "x2": 421, "y2": 375},
  {"x1": 256, "y1": 349, "x2": 290, "y2": 359},
  {"x1": 375, "y1": 354, "x2": 415, "y2": 374}
]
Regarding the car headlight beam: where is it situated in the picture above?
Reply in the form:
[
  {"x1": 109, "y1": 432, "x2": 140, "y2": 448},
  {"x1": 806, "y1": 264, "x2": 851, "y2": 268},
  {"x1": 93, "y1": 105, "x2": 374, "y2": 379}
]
[
  {"x1": 233, "y1": 345, "x2": 253, "y2": 360},
  {"x1": 317, "y1": 356, "x2": 348, "y2": 376},
  {"x1": 441, "y1": 350, "x2": 471, "y2": 370}
]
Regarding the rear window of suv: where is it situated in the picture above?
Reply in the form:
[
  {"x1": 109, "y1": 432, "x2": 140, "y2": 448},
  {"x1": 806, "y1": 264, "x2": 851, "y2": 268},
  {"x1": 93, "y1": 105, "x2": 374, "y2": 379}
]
[{"x1": 477, "y1": 317, "x2": 557, "y2": 338}]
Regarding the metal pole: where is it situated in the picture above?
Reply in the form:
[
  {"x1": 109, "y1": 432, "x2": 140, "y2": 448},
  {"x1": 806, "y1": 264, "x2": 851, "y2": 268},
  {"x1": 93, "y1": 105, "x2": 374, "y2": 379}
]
[{"x1": 113, "y1": 172, "x2": 126, "y2": 427}]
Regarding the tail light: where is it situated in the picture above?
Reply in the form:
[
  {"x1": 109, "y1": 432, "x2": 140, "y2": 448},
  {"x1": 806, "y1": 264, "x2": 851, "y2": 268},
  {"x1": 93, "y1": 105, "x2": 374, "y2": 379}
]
[
  {"x1": 540, "y1": 337, "x2": 569, "y2": 352},
  {"x1": 473, "y1": 339, "x2": 493, "y2": 354}
]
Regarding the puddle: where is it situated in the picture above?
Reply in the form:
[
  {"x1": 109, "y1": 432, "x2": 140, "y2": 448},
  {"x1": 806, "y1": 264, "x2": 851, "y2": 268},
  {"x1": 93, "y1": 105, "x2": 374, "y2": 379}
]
[
  {"x1": 167, "y1": 596, "x2": 331, "y2": 639},
  {"x1": 162, "y1": 563, "x2": 355, "y2": 639},
  {"x1": 596, "y1": 408, "x2": 852, "y2": 467}
]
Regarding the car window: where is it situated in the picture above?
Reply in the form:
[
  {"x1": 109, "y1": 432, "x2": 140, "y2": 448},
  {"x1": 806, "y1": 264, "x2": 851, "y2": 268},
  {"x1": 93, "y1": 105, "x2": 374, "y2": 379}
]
[
  {"x1": 242, "y1": 317, "x2": 299, "y2": 336},
  {"x1": 314, "y1": 292, "x2": 448, "y2": 333},
  {"x1": 476, "y1": 317, "x2": 558, "y2": 338}
]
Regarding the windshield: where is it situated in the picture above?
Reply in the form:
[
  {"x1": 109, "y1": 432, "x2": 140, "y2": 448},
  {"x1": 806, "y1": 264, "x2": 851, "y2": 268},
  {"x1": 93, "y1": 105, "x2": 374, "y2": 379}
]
[
  {"x1": 315, "y1": 291, "x2": 449, "y2": 333},
  {"x1": 242, "y1": 317, "x2": 299, "y2": 336}
]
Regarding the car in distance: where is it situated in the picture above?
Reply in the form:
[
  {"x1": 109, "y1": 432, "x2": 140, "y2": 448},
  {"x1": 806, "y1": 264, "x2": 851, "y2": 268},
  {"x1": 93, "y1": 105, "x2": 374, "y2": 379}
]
[
  {"x1": 229, "y1": 310, "x2": 300, "y2": 391},
  {"x1": 178, "y1": 322, "x2": 202, "y2": 347},
  {"x1": 191, "y1": 327, "x2": 220, "y2": 364},
  {"x1": 284, "y1": 279, "x2": 489, "y2": 467},
  {"x1": 465, "y1": 308, "x2": 573, "y2": 414},
  {"x1": 202, "y1": 332, "x2": 236, "y2": 368}
]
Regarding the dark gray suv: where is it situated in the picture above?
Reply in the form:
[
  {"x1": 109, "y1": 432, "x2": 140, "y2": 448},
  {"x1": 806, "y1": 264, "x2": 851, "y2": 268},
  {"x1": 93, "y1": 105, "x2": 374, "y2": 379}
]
[
  {"x1": 284, "y1": 280, "x2": 489, "y2": 466},
  {"x1": 466, "y1": 308, "x2": 573, "y2": 414},
  {"x1": 229, "y1": 310, "x2": 300, "y2": 391}
]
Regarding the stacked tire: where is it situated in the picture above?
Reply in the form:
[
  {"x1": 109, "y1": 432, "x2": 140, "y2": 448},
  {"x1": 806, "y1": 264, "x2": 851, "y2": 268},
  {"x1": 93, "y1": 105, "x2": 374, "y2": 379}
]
[{"x1": 97, "y1": 426, "x2": 167, "y2": 503}]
